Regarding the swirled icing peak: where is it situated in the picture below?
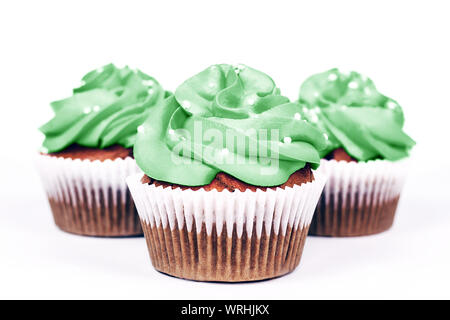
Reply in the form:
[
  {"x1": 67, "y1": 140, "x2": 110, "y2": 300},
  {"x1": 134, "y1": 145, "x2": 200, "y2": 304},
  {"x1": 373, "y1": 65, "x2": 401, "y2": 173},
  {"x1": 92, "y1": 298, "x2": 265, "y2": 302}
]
[
  {"x1": 40, "y1": 63, "x2": 167, "y2": 153},
  {"x1": 298, "y1": 68, "x2": 415, "y2": 161},
  {"x1": 134, "y1": 64, "x2": 327, "y2": 187}
]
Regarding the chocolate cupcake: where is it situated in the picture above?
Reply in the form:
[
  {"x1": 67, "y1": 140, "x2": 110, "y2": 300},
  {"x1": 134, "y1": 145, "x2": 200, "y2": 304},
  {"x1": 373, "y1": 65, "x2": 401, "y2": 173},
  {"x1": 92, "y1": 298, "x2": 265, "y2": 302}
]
[
  {"x1": 127, "y1": 64, "x2": 327, "y2": 282},
  {"x1": 298, "y1": 68, "x2": 415, "y2": 237},
  {"x1": 37, "y1": 64, "x2": 167, "y2": 236}
]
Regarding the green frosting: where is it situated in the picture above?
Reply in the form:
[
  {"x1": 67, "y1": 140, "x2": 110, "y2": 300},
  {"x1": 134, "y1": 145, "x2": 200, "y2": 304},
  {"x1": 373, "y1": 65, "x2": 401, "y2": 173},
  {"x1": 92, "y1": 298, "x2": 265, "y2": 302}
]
[
  {"x1": 298, "y1": 68, "x2": 415, "y2": 161},
  {"x1": 134, "y1": 64, "x2": 327, "y2": 187},
  {"x1": 40, "y1": 63, "x2": 167, "y2": 153}
]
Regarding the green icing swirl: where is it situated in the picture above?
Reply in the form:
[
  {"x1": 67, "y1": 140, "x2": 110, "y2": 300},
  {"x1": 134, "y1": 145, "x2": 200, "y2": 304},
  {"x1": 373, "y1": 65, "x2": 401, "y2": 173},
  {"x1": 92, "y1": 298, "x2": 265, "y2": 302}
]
[
  {"x1": 298, "y1": 68, "x2": 415, "y2": 161},
  {"x1": 134, "y1": 64, "x2": 327, "y2": 187},
  {"x1": 40, "y1": 63, "x2": 167, "y2": 153}
]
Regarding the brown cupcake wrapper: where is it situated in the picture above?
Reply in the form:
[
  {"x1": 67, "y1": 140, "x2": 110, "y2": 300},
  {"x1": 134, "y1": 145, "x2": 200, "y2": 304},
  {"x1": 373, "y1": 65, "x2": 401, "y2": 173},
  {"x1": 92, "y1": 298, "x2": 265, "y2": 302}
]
[
  {"x1": 142, "y1": 221, "x2": 309, "y2": 282},
  {"x1": 309, "y1": 158, "x2": 409, "y2": 237},
  {"x1": 127, "y1": 172, "x2": 326, "y2": 282},
  {"x1": 36, "y1": 153, "x2": 143, "y2": 237}
]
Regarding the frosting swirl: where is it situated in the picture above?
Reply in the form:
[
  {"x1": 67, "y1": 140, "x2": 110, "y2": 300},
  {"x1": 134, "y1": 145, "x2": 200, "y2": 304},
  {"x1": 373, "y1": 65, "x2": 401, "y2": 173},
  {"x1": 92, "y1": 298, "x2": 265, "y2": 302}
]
[
  {"x1": 40, "y1": 63, "x2": 166, "y2": 153},
  {"x1": 134, "y1": 64, "x2": 326, "y2": 187},
  {"x1": 298, "y1": 68, "x2": 415, "y2": 161}
]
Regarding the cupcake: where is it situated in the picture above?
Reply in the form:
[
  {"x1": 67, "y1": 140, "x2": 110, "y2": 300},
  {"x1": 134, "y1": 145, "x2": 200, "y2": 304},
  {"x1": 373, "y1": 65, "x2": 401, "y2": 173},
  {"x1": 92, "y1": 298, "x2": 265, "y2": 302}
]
[
  {"x1": 298, "y1": 68, "x2": 415, "y2": 237},
  {"x1": 37, "y1": 63, "x2": 167, "y2": 236},
  {"x1": 126, "y1": 64, "x2": 327, "y2": 282}
]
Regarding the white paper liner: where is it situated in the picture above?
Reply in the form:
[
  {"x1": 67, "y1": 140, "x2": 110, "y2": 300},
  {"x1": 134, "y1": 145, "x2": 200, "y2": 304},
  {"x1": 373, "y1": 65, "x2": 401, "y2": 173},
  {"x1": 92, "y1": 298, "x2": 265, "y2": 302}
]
[
  {"x1": 309, "y1": 158, "x2": 410, "y2": 236},
  {"x1": 35, "y1": 153, "x2": 142, "y2": 236},
  {"x1": 36, "y1": 153, "x2": 141, "y2": 206},
  {"x1": 126, "y1": 171, "x2": 326, "y2": 239},
  {"x1": 315, "y1": 158, "x2": 409, "y2": 207}
]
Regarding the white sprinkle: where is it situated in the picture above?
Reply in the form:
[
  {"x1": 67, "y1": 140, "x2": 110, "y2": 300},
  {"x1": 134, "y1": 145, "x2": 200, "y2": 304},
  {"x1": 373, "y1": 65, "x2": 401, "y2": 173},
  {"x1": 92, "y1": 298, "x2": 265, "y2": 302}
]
[
  {"x1": 93, "y1": 105, "x2": 100, "y2": 112},
  {"x1": 183, "y1": 100, "x2": 191, "y2": 109},
  {"x1": 341, "y1": 105, "x2": 348, "y2": 110},
  {"x1": 208, "y1": 82, "x2": 216, "y2": 88},
  {"x1": 313, "y1": 91, "x2": 319, "y2": 97},
  {"x1": 283, "y1": 136, "x2": 292, "y2": 144},
  {"x1": 387, "y1": 101, "x2": 397, "y2": 109},
  {"x1": 328, "y1": 73, "x2": 338, "y2": 81},
  {"x1": 364, "y1": 87, "x2": 371, "y2": 95},
  {"x1": 348, "y1": 81, "x2": 358, "y2": 89},
  {"x1": 294, "y1": 112, "x2": 301, "y2": 120},
  {"x1": 302, "y1": 106, "x2": 309, "y2": 113},
  {"x1": 234, "y1": 64, "x2": 245, "y2": 73},
  {"x1": 142, "y1": 79, "x2": 155, "y2": 86},
  {"x1": 323, "y1": 133, "x2": 329, "y2": 140},
  {"x1": 250, "y1": 113, "x2": 259, "y2": 119},
  {"x1": 83, "y1": 107, "x2": 92, "y2": 114},
  {"x1": 215, "y1": 148, "x2": 230, "y2": 161},
  {"x1": 137, "y1": 125, "x2": 145, "y2": 133},
  {"x1": 79, "y1": 80, "x2": 86, "y2": 87},
  {"x1": 247, "y1": 97, "x2": 256, "y2": 105},
  {"x1": 313, "y1": 107, "x2": 321, "y2": 113},
  {"x1": 168, "y1": 129, "x2": 175, "y2": 135},
  {"x1": 148, "y1": 88, "x2": 155, "y2": 95},
  {"x1": 310, "y1": 114, "x2": 319, "y2": 123},
  {"x1": 96, "y1": 67, "x2": 104, "y2": 73}
]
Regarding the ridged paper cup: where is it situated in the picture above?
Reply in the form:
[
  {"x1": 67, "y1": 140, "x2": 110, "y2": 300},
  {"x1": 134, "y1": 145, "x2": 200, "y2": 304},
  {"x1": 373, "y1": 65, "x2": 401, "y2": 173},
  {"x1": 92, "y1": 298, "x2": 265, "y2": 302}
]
[
  {"x1": 36, "y1": 153, "x2": 143, "y2": 237},
  {"x1": 309, "y1": 158, "x2": 409, "y2": 237},
  {"x1": 126, "y1": 172, "x2": 326, "y2": 282}
]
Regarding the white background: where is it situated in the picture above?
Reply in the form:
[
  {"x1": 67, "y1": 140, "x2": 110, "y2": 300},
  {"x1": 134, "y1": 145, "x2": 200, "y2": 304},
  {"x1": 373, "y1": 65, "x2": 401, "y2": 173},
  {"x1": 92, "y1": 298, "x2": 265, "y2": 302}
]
[{"x1": 1, "y1": 0, "x2": 449, "y2": 299}]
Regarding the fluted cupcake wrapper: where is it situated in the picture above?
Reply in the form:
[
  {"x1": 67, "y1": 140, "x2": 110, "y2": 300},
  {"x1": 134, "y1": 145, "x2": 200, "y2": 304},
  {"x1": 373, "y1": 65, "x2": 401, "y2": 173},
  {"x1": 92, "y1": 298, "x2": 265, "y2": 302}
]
[
  {"x1": 126, "y1": 172, "x2": 326, "y2": 282},
  {"x1": 309, "y1": 158, "x2": 409, "y2": 237},
  {"x1": 36, "y1": 153, "x2": 143, "y2": 237}
]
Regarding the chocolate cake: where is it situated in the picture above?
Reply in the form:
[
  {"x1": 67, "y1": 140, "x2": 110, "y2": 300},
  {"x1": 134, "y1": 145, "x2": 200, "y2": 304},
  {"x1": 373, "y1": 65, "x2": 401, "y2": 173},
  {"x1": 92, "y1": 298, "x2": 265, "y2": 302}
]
[
  {"x1": 127, "y1": 63, "x2": 328, "y2": 282},
  {"x1": 47, "y1": 144, "x2": 133, "y2": 161},
  {"x1": 141, "y1": 164, "x2": 314, "y2": 191},
  {"x1": 37, "y1": 64, "x2": 165, "y2": 237},
  {"x1": 299, "y1": 68, "x2": 415, "y2": 237}
]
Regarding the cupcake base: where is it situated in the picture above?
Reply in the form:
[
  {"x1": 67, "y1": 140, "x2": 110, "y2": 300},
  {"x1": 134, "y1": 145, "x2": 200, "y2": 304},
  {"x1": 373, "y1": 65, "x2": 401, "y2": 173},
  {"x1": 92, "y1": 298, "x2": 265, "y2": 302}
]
[
  {"x1": 36, "y1": 152, "x2": 143, "y2": 237},
  {"x1": 141, "y1": 220, "x2": 309, "y2": 282},
  {"x1": 309, "y1": 158, "x2": 408, "y2": 237},
  {"x1": 48, "y1": 191, "x2": 142, "y2": 237},
  {"x1": 309, "y1": 195, "x2": 400, "y2": 237},
  {"x1": 127, "y1": 171, "x2": 326, "y2": 282}
]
